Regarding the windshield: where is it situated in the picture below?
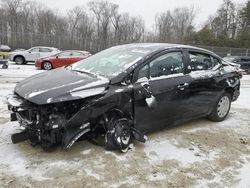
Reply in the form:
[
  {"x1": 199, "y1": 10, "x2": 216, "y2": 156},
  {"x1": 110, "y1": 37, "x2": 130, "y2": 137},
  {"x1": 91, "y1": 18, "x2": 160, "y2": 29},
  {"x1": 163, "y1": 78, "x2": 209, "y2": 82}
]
[{"x1": 69, "y1": 45, "x2": 154, "y2": 78}]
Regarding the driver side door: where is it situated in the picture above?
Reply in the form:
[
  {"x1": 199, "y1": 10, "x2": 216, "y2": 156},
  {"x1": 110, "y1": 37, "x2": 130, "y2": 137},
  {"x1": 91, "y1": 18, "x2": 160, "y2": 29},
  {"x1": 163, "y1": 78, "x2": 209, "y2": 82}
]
[
  {"x1": 26, "y1": 47, "x2": 40, "y2": 61},
  {"x1": 133, "y1": 50, "x2": 193, "y2": 133}
]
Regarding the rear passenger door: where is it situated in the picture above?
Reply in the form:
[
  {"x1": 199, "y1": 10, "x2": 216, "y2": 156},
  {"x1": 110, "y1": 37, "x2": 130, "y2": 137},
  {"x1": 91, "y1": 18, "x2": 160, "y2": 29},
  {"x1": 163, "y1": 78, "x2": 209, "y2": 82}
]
[
  {"x1": 56, "y1": 51, "x2": 73, "y2": 67},
  {"x1": 186, "y1": 50, "x2": 222, "y2": 117},
  {"x1": 71, "y1": 52, "x2": 84, "y2": 63}
]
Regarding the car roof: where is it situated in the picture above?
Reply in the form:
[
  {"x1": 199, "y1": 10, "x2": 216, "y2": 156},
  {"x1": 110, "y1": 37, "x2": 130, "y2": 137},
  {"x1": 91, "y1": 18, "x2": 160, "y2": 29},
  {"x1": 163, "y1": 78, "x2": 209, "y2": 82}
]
[
  {"x1": 115, "y1": 43, "x2": 219, "y2": 57},
  {"x1": 224, "y1": 56, "x2": 250, "y2": 58},
  {"x1": 62, "y1": 50, "x2": 85, "y2": 52},
  {"x1": 60, "y1": 50, "x2": 90, "y2": 54},
  {"x1": 32, "y1": 46, "x2": 58, "y2": 49}
]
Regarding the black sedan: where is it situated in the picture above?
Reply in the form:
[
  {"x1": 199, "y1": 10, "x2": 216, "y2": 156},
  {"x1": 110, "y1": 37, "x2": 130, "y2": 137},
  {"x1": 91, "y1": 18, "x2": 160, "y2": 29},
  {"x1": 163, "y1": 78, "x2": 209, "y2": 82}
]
[
  {"x1": 223, "y1": 56, "x2": 250, "y2": 74},
  {"x1": 7, "y1": 43, "x2": 241, "y2": 152}
]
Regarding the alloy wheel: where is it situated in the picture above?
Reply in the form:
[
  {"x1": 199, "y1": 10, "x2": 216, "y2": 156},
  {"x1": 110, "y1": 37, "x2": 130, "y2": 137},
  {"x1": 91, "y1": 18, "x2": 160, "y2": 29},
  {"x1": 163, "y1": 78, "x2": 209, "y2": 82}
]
[{"x1": 217, "y1": 96, "x2": 230, "y2": 118}]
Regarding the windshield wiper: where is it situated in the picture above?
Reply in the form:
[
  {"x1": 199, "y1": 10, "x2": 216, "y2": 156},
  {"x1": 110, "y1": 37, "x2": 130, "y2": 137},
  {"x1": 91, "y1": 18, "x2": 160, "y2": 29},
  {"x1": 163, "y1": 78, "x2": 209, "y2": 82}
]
[{"x1": 71, "y1": 69, "x2": 98, "y2": 78}]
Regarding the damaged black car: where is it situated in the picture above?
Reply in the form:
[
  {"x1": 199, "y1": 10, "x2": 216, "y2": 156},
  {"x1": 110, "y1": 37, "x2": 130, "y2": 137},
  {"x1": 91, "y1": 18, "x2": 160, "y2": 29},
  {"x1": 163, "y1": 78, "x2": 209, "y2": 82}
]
[{"x1": 7, "y1": 43, "x2": 241, "y2": 152}]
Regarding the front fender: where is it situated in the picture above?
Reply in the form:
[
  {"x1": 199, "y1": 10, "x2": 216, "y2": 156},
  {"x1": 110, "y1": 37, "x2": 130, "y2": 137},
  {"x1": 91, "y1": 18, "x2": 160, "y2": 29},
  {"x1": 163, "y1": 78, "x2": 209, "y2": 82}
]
[
  {"x1": 63, "y1": 122, "x2": 91, "y2": 149},
  {"x1": 62, "y1": 85, "x2": 134, "y2": 148}
]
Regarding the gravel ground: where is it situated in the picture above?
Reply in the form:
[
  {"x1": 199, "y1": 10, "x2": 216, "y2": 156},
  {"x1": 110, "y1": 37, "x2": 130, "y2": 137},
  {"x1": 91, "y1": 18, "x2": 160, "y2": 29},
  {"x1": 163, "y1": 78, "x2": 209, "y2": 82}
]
[{"x1": 0, "y1": 62, "x2": 249, "y2": 188}]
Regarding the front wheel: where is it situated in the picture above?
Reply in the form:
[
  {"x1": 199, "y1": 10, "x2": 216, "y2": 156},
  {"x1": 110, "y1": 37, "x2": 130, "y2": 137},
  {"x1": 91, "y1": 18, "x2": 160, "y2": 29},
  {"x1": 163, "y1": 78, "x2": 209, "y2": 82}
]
[
  {"x1": 14, "y1": 56, "x2": 25, "y2": 65},
  {"x1": 105, "y1": 117, "x2": 132, "y2": 153},
  {"x1": 208, "y1": 93, "x2": 231, "y2": 122}
]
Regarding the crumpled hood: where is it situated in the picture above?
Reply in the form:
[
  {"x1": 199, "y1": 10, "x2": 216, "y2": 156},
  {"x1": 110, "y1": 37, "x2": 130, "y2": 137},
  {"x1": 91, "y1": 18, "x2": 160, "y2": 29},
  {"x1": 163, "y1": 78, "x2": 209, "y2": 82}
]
[{"x1": 15, "y1": 68, "x2": 109, "y2": 105}]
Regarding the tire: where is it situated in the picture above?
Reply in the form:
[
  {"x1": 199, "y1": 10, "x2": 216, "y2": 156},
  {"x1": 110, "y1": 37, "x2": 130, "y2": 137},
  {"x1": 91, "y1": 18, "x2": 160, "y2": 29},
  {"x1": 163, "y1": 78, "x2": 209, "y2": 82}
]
[
  {"x1": 105, "y1": 117, "x2": 132, "y2": 153},
  {"x1": 14, "y1": 56, "x2": 25, "y2": 65},
  {"x1": 42, "y1": 61, "x2": 53, "y2": 70},
  {"x1": 2, "y1": 64, "x2": 8, "y2": 69},
  {"x1": 208, "y1": 93, "x2": 231, "y2": 122}
]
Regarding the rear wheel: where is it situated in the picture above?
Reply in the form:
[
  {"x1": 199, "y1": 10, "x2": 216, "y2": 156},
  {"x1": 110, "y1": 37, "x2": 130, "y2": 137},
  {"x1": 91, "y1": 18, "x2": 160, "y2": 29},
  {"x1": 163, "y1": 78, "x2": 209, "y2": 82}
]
[
  {"x1": 14, "y1": 56, "x2": 25, "y2": 65},
  {"x1": 42, "y1": 61, "x2": 53, "y2": 70},
  {"x1": 208, "y1": 93, "x2": 231, "y2": 122}
]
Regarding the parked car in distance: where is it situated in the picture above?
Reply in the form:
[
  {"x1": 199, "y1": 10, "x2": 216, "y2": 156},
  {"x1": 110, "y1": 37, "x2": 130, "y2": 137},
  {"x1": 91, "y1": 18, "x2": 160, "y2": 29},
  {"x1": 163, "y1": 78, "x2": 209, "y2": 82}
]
[
  {"x1": 7, "y1": 43, "x2": 241, "y2": 152},
  {"x1": 13, "y1": 48, "x2": 26, "y2": 52},
  {"x1": 223, "y1": 56, "x2": 250, "y2": 74},
  {"x1": 0, "y1": 45, "x2": 11, "y2": 69},
  {"x1": 35, "y1": 50, "x2": 91, "y2": 70},
  {"x1": 9, "y1": 46, "x2": 60, "y2": 65},
  {"x1": 0, "y1": 44, "x2": 11, "y2": 52}
]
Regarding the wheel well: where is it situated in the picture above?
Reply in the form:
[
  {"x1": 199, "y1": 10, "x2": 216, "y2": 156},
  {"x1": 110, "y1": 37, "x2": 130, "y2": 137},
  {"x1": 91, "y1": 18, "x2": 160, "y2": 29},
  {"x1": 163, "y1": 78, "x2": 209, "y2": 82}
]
[
  {"x1": 105, "y1": 108, "x2": 133, "y2": 120},
  {"x1": 14, "y1": 55, "x2": 25, "y2": 61},
  {"x1": 225, "y1": 87, "x2": 234, "y2": 100}
]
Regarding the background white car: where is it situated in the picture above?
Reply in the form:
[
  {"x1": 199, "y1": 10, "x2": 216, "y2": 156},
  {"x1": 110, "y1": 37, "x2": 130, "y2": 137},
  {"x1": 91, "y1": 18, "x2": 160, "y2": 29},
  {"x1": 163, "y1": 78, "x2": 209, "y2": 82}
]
[{"x1": 9, "y1": 46, "x2": 60, "y2": 64}]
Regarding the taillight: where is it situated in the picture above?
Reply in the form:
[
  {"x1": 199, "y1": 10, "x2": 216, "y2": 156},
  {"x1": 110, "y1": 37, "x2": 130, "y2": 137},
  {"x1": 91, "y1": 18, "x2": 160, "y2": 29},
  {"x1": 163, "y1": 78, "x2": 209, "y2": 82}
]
[{"x1": 238, "y1": 68, "x2": 246, "y2": 78}]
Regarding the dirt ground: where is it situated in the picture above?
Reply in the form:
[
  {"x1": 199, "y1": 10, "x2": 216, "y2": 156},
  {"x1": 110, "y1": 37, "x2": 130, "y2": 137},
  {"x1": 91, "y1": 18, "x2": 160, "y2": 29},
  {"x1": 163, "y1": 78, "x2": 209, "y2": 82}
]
[{"x1": 0, "y1": 63, "x2": 249, "y2": 188}]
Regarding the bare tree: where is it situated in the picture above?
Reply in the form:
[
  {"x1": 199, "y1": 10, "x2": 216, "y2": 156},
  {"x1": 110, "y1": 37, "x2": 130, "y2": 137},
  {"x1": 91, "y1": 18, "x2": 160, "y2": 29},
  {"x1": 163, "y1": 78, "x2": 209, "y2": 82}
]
[{"x1": 154, "y1": 7, "x2": 195, "y2": 43}]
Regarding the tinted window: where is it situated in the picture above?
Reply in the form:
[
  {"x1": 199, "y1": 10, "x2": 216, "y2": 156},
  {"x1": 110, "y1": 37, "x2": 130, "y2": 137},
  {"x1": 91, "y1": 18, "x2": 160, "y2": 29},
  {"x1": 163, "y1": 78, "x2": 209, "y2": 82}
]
[
  {"x1": 137, "y1": 51, "x2": 183, "y2": 80},
  {"x1": 241, "y1": 57, "x2": 250, "y2": 62},
  {"x1": 40, "y1": 48, "x2": 52, "y2": 52},
  {"x1": 138, "y1": 64, "x2": 149, "y2": 81},
  {"x1": 189, "y1": 52, "x2": 220, "y2": 71},
  {"x1": 150, "y1": 52, "x2": 183, "y2": 78}
]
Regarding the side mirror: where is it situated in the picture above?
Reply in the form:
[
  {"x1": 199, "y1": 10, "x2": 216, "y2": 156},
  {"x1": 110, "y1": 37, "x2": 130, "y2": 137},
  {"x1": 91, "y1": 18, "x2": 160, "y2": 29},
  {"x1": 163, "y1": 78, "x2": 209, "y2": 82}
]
[
  {"x1": 141, "y1": 83, "x2": 152, "y2": 98},
  {"x1": 124, "y1": 74, "x2": 133, "y2": 85},
  {"x1": 56, "y1": 55, "x2": 59, "y2": 59},
  {"x1": 219, "y1": 66, "x2": 224, "y2": 71}
]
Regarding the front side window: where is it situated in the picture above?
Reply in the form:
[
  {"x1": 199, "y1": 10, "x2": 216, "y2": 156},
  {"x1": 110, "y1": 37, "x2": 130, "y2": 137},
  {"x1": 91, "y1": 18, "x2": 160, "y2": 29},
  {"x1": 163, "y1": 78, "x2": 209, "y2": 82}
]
[
  {"x1": 137, "y1": 51, "x2": 184, "y2": 81},
  {"x1": 189, "y1": 52, "x2": 220, "y2": 71},
  {"x1": 138, "y1": 64, "x2": 149, "y2": 81},
  {"x1": 150, "y1": 52, "x2": 183, "y2": 78},
  {"x1": 29, "y1": 48, "x2": 39, "y2": 52}
]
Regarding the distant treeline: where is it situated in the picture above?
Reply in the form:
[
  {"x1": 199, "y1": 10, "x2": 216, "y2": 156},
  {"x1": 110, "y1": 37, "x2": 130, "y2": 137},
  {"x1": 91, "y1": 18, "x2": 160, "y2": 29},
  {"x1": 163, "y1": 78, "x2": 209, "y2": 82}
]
[{"x1": 0, "y1": 0, "x2": 249, "y2": 52}]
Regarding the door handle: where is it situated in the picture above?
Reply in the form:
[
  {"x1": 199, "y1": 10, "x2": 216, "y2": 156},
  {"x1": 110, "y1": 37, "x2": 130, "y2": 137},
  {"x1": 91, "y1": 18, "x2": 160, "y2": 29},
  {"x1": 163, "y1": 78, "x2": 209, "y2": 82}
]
[{"x1": 177, "y1": 83, "x2": 189, "y2": 90}]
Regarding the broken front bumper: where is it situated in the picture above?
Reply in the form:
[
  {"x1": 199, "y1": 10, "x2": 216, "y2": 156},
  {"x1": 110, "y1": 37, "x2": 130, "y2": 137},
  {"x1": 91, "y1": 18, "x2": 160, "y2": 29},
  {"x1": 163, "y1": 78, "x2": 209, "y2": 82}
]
[
  {"x1": 7, "y1": 94, "x2": 35, "y2": 124},
  {"x1": 7, "y1": 94, "x2": 92, "y2": 149}
]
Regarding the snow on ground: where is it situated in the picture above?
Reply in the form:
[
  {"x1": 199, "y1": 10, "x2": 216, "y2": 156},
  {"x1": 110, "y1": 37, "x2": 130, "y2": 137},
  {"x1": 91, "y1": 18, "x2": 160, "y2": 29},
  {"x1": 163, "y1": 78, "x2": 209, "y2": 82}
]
[{"x1": 0, "y1": 63, "x2": 250, "y2": 187}]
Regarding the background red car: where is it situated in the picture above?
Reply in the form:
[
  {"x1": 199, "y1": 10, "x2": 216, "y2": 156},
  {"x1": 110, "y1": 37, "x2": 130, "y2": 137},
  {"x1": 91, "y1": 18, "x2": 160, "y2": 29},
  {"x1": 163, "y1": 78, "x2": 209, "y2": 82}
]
[{"x1": 35, "y1": 50, "x2": 91, "y2": 70}]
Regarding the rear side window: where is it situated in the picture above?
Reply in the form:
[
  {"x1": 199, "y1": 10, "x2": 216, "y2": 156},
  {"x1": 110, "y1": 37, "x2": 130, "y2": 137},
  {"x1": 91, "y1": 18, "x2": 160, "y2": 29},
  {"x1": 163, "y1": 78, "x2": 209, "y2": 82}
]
[
  {"x1": 72, "y1": 52, "x2": 83, "y2": 57},
  {"x1": 188, "y1": 51, "x2": 220, "y2": 71},
  {"x1": 58, "y1": 51, "x2": 72, "y2": 57}
]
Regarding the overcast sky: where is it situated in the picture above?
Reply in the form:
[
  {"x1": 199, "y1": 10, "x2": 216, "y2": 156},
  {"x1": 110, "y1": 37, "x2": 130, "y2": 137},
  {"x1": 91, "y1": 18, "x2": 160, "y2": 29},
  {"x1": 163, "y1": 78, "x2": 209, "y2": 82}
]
[{"x1": 33, "y1": 0, "x2": 247, "y2": 30}]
